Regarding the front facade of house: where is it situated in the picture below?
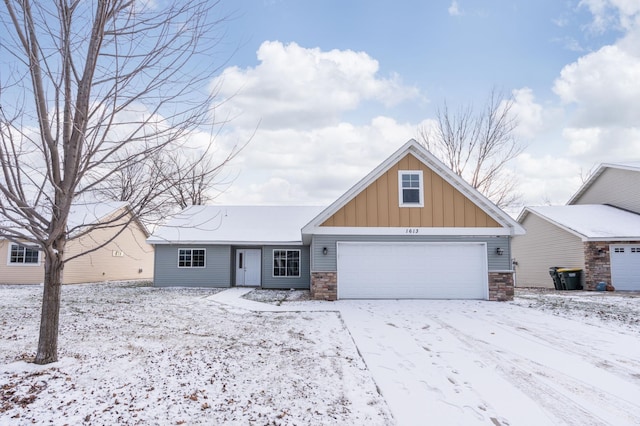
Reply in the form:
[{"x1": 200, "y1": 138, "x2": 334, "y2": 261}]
[
  {"x1": 0, "y1": 203, "x2": 154, "y2": 285},
  {"x1": 513, "y1": 163, "x2": 640, "y2": 291},
  {"x1": 148, "y1": 205, "x2": 321, "y2": 290},
  {"x1": 149, "y1": 140, "x2": 524, "y2": 301}
]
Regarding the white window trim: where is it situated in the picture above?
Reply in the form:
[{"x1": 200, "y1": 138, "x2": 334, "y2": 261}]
[
  {"x1": 398, "y1": 170, "x2": 424, "y2": 207},
  {"x1": 7, "y1": 243, "x2": 41, "y2": 267},
  {"x1": 177, "y1": 247, "x2": 207, "y2": 268},
  {"x1": 272, "y1": 249, "x2": 301, "y2": 278}
]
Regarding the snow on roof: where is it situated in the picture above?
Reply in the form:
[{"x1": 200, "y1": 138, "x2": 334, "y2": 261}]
[
  {"x1": 1, "y1": 201, "x2": 128, "y2": 240},
  {"x1": 522, "y1": 204, "x2": 640, "y2": 240},
  {"x1": 147, "y1": 205, "x2": 325, "y2": 245},
  {"x1": 67, "y1": 201, "x2": 128, "y2": 230}
]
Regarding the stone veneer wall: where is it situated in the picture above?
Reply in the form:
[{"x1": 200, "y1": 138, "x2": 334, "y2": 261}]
[
  {"x1": 488, "y1": 272, "x2": 514, "y2": 301},
  {"x1": 311, "y1": 272, "x2": 337, "y2": 301},
  {"x1": 313, "y1": 271, "x2": 513, "y2": 301},
  {"x1": 583, "y1": 241, "x2": 640, "y2": 290}
]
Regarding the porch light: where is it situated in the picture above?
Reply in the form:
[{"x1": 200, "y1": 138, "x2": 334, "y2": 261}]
[
  {"x1": 322, "y1": 247, "x2": 328, "y2": 255},
  {"x1": 496, "y1": 247, "x2": 504, "y2": 256}
]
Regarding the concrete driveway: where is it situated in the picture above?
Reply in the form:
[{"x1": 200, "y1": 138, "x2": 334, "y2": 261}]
[{"x1": 211, "y1": 289, "x2": 640, "y2": 426}]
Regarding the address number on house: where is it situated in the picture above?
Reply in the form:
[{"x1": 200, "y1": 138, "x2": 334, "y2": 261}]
[{"x1": 405, "y1": 228, "x2": 419, "y2": 234}]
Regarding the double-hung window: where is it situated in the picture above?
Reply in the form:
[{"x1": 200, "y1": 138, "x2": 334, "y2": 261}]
[
  {"x1": 178, "y1": 248, "x2": 206, "y2": 268},
  {"x1": 9, "y1": 243, "x2": 40, "y2": 265},
  {"x1": 398, "y1": 170, "x2": 424, "y2": 207},
  {"x1": 273, "y1": 249, "x2": 300, "y2": 277}
]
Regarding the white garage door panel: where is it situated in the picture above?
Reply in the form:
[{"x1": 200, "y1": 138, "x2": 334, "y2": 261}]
[
  {"x1": 337, "y1": 242, "x2": 487, "y2": 299},
  {"x1": 610, "y1": 244, "x2": 640, "y2": 291}
]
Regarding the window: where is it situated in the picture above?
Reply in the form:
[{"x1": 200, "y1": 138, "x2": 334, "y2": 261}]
[
  {"x1": 398, "y1": 170, "x2": 424, "y2": 207},
  {"x1": 614, "y1": 247, "x2": 625, "y2": 253},
  {"x1": 178, "y1": 248, "x2": 206, "y2": 268},
  {"x1": 9, "y1": 244, "x2": 40, "y2": 265},
  {"x1": 273, "y1": 249, "x2": 300, "y2": 277}
]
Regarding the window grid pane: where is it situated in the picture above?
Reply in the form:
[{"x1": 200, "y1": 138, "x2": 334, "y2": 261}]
[
  {"x1": 178, "y1": 249, "x2": 205, "y2": 268},
  {"x1": 9, "y1": 245, "x2": 38, "y2": 264},
  {"x1": 400, "y1": 172, "x2": 422, "y2": 205},
  {"x1": 273, "y1": 250, "x2": 300, "y2": 277}
]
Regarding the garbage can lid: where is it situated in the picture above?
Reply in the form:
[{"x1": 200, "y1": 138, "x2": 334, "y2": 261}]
[{"x1": 556, "y1": 268, "x2": 582, "y2": 272}]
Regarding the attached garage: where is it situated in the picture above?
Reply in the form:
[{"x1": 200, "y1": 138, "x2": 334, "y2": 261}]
[
  {"x1": 337, "y1": 242, "x2": 488, "y2": 299},
  {"x1": 610, "y1": 244, "x2": 640, "y2": 291}
]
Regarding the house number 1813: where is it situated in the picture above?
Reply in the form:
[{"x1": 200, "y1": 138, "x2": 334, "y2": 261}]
[{"x1": 405, "y1": 228, "x2": 419, "y2": 234}]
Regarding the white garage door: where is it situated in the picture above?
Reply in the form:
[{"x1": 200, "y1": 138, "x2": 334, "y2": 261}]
[
  {"x1": 610, "y1": 244, "x2": 640, "y2": 291},
  {"x1": 337, "y1": 242, "x2": 488, "y2": 299}
]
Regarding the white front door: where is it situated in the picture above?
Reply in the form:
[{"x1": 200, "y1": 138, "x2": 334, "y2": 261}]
[{"x1": 236, "y1": 249, "x2": 261, "y2": 286}]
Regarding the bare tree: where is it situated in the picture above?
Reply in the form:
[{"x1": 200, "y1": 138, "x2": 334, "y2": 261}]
[
  {"x1": 0, "y1": 0, "x2": 232, "y2": 364},
  {"x1": 98, "y1": 144, "x2": 243, "y2": 223},
  {"x1": 162, "y1": 148, "x2": 239, "y2": 209},
  {"x1": 418, "y1": 90, "x2": 524, "y2": 208}
]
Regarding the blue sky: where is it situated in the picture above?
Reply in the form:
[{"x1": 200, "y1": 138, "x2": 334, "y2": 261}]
[{"x1": 206, "y1": 0, "x2": 639, "y2": 212}]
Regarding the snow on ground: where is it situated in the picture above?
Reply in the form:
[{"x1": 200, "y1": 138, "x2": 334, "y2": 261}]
[
  {"x1": 0, "y1": 283, "x2": 390, "y2": 425},
  {"x1": 1, "y1": 283, "x2": 640, "y2": 426}
]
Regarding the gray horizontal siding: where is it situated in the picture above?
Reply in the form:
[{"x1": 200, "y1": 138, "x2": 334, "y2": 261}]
[
  {"x1": 260, "y1": 246, "x2": 311, "y2": 289},
  {"x1": 573, "y1": 168, "x2": 640, "y2": 214},
  {"x1": 153, "y1": 245, "x2": 231, "y2": 288},
  {"x1": 311, "y1": 234, "x2": 511, "y2": 272}
]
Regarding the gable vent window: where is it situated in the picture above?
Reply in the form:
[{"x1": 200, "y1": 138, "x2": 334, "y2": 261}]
[{"x1": 398, "y1": 170, "x2": 424, "y2": 207}]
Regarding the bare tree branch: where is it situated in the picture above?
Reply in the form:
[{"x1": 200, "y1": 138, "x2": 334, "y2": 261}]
[
  {"x1": 418, "y1": 89, "x2": 524, "y2": 209},
  {"x1": 0, "y1": 0, "x2": 233, "y2": 364}
]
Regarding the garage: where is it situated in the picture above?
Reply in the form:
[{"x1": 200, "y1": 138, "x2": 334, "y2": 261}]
[
  {"x1": 610, "y1": 244, "x2": 640, "y2": 291},
  {"x1": 336, "y1": 242, "x2": 488, "y2": 299}
]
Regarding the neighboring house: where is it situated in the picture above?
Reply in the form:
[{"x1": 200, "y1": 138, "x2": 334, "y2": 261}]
[
  {"x1": 513, "y1": 162, "x2": 640, "y2": 291},
  {"x1": 0, "y1": 202, "x2": 154, "y2": 284},
  {"x1": 148, "y1": 139, "x2": 524, "y2": 300}
]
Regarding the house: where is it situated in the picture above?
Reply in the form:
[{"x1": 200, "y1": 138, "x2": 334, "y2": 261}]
[
  {"x1": 512, "y1": 162, "x2": 640, "y2": 291},
  {"x1": 0, "y1": 202, "x2": 154, "y2": 284},
  {"x1": 147, "y1": 139, "x2": 525, "y2": 300}
]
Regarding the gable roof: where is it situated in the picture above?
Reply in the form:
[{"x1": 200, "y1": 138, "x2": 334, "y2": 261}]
[
  {"x1": 302, "y1": 139, "x2": 524, "y2": 237},
  {"x1": 567, "y1": 162, "x2": 640, "y2": 205},
  {"x1": 147, "y1": 205, "x2": 324, "y2": 245},
  {"x1": 1, "y1": 201, "x2": 136, "y2": 241},
  {"x1": 517, "y1": 204, "x2": 640, "y2": 241}
]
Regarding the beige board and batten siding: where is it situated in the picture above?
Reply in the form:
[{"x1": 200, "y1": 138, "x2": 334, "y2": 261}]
[
  {"x1": 63, "y1": 212, "x2": 154, "y2": 284},
  {"x1": 512, "y1": 212, "x2": 584, "y2": 288},
  {"x1": 0, "y1": 239, "x2": 44, "y2": 284},
  {"x1": 321, "y1": 153, "x2": 501, "y2": 228},
  {"x1": 571, "y1": 167, "x2": 640, "y2": 214}
]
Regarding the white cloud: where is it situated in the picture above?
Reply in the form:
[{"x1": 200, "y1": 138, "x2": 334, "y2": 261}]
[
  {"x1": 579, "y1": 0, "x2": 640, "y2": 31},
  {"x1": 211, "y1": 41, "x2": 420, "y2": 131},
  {"x1": 515, "y1": 153, "x2": 584, "y2": 206},
  {"x1": 553, "y1": 44, "x2": 640, "y2": 127},
  {"x1": 510, "y1": 88, "x2": 544, "y2": 140},
  {"x1": 215, "y1": 117, "x2": 416, "y2": 206},
  {"x1": 448, "y1": 1, "x2": 461, "y2": 16}
]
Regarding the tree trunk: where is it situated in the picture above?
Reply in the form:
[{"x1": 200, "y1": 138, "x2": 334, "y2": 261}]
[{"x1": 34, "y1": 247, "x2": 65, "y2": 365}]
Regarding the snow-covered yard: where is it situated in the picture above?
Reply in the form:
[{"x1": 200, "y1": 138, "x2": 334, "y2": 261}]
[{"x1": 1, "y1": 283, "x2": 639, "y2": 425}]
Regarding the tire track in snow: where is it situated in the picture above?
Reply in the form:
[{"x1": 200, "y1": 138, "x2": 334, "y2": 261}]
[
  {"x1": 455, "y1": 309, "x2": 640, "y2": 387},
  {"x1": 432, "y1": 318, "x2": 640, "y2": 426}
]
